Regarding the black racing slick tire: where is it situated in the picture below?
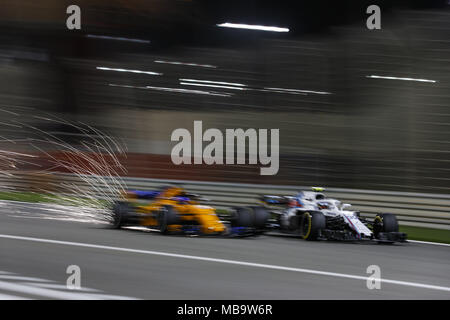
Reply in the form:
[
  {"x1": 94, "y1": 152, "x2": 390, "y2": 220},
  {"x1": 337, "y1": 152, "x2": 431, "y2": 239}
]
[
  {"x1": 111, "y1": 202, "x2": 131, "y2": 228},
  {"x1": 250, "y1": 206, "x2": 270, "y2": 229},
  {"x1": 373, "y1": 213, "x2": 399, "y2": 237},
  {"x1": 233, "y1": 207, "x2": 269, "y2": 229},
  {"x1": 233, "y1": 207, "x2": 253, "y2": 227},
  {"x1": 301, "y1": 211, "x2": 326, "y2": 241},
  {"x1": 158, "y1": 205, "x2": 179, "y2": 234}
]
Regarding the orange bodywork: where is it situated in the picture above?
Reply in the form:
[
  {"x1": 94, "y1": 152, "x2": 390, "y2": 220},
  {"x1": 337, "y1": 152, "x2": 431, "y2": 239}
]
[{"x1": 123, "y1": 187, "x2": 226, "y2": 234}]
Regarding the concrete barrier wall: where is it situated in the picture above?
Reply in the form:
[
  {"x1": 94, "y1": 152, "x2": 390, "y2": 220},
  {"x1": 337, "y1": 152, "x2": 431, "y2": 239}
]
[{"x1": 2, "y1": 172, "x2": 449, "y2": 230}]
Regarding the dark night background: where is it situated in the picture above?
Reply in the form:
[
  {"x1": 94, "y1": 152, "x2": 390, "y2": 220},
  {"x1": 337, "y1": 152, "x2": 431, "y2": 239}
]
[{"x1": 0, "y1": 0, "x2": 449, "y2": 193}]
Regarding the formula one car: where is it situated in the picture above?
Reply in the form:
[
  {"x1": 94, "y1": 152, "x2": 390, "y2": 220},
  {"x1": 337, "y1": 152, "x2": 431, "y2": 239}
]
[
  {"x1": 111, "y1": 186, "x2": 269, "y2": 236},
  {"x1": 260, "y1": 187, "x2": 407, "y2": 243}
]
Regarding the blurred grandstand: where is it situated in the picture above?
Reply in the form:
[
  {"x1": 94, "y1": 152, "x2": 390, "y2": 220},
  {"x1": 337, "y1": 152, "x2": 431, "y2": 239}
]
[{"x1": 0, "y1": 0, "x2": 449, "y2": 193}]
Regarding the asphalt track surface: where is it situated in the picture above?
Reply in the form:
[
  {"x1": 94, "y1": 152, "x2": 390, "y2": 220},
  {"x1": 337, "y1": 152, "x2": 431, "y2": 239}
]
[{"x1": 0, "y1": 201, "x2": 449, "y2": 299}]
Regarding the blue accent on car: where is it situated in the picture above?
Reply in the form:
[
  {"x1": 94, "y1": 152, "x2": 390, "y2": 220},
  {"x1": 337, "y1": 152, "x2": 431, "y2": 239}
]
[
  {"x1": 230, "y1": 227, "x2": 248, "y2": 234},
  {"x1": 181, "y1": 226, "x2": 201, "y2": 232},
  {"x1": 173, "y1": 196, "x2": 191, "y2": 202},
  {"x1": 128, "y1": 190, "x2": 159, "y2": 200}
]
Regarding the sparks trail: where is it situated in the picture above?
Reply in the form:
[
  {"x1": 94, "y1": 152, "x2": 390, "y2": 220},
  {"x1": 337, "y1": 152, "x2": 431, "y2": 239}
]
[
  {"x1": 0, "y1": 116, "x2": 40, "y2": 183},
  {"x1": 0, "y1": 108, "x2": 33, "y2": 178},
  {"x1": 30, "y1": 117, "x2": 128, "y2": 220},
  {"x1": 0, "y1": 110, "x2": 128, "y2": 222}
]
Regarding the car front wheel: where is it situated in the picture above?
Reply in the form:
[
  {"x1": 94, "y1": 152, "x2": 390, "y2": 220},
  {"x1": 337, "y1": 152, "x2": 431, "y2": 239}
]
[{"x1": 301, "y1": 211, "x2": 326, "y2": 241}]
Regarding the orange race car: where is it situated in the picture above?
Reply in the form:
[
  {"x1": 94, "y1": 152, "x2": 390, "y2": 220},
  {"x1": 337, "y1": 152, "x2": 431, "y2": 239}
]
[{"x1": 111, "y1": 186, "x2": 269, "y2": 236}]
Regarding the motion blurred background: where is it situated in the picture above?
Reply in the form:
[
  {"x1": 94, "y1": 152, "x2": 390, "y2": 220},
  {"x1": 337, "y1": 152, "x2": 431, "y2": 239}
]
[{"x1": 0, "y1": 0, "x2": 449, "y2": 193}]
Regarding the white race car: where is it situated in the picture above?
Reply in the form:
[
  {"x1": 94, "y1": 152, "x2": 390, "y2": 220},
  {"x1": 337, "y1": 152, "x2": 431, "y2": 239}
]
[{"x1": 260, "y1": 187, "x2": 407, "y2": 243}]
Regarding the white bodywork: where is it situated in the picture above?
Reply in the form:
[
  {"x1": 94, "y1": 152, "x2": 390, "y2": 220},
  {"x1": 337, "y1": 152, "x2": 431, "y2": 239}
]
[{"x1": 279, "y1": 190, "x2": 373, "y2": 238}]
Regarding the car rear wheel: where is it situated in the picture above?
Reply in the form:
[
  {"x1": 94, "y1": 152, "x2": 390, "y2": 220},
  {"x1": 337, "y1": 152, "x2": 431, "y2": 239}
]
[
  {"x1": 233, "y1": 207, "x2": 253, "y2": 227},
  {"x1": 250, "y1": 206, "x2": 270, "y2": 229},
  {"x1": 111, "y1": 202, "x2": 131, "y2": 228},
  {"x1": 233, "y1": 207, "x2": 269, "y2": 230},
  {"x1": 301, "y1": 211, "x2": 326, "y2": 241}
]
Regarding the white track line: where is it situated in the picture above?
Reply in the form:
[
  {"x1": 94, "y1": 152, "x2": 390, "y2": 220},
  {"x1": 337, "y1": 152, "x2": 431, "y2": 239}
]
[
  {"x1": 0, "y1": 275, "x2": 55, "y2": 282},
  {"x1": 408, "y1": 240, "x2": 450, "y2": 247},
  {"x1": 0, "y1": 293, "x2": 31, "y2": 300},
  {"x1": 1, "y1": 234, "x2": 449, "y2": 293},
  {"x1": 23, "y1": 282, "x2": 101, "y2": 293},
  {"x1": 0, "y1": 280, "x2": 101, "y2": 300},
  {"x1": 0, "y1": 280, "x2": 137, "y2": 300}
]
